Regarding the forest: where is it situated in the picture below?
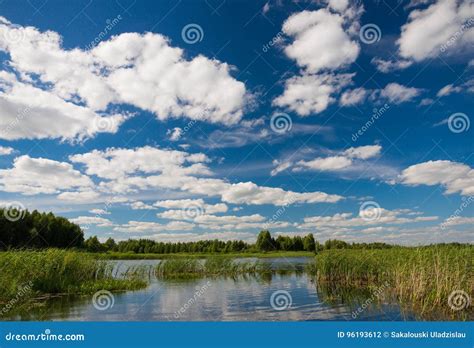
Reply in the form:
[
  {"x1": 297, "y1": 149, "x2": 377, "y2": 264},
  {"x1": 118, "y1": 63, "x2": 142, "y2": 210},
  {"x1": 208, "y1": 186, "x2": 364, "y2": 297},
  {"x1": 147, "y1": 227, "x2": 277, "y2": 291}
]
[{"x1": 0, "y1": 208, "x2": 395, "y2": 253}]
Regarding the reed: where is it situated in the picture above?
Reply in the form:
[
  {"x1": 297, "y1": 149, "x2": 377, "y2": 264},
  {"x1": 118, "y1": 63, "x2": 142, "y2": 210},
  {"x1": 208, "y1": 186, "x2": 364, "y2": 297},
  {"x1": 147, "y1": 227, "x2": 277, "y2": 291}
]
[
  {"x1": 155, "y1": 256, "x2": 271, "y2": 278},
  {"x1": 0, "y1": 249, "x2": 148, "y2": 302},
  {"x1": 310, "y1": 245, "x2": 473, "y2": 317}
]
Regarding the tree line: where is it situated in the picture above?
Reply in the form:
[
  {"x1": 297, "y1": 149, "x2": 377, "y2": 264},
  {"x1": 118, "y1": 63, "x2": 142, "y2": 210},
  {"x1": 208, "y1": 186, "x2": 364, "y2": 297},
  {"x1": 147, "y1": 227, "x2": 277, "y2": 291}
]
[{"x1": 1, "y1": 208, "x2": 395, "y2": 253}]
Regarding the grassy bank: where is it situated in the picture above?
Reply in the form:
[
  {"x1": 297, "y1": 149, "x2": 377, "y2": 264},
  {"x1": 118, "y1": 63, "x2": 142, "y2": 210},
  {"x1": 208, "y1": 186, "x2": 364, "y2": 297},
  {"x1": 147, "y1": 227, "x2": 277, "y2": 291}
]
[
  {"x1": 310, "y1": 245, "x2": 473, "y2": 318},
  {"x1": 0, "y1": 249, "x2": 148, "y2": 304},
  {"x1": 155, "y1": 257, "x2": 272, "y2": 278},
  {"x1": 98, "y1": 251, "x2": 314, "y2": 260}
]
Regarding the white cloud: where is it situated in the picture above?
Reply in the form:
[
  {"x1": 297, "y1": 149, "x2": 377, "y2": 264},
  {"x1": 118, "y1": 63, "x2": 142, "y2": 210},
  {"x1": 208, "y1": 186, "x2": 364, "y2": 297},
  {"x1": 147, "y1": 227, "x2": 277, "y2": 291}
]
[
  {"x1": 0, "y1": 72, "x2": 128, "y2": 141},
  {"x1": 57, "y1": 190, "x2": 100, "y2": 203},
  {"x1": 273, "y1": 73, "x2": 354, "y2": 116},
  {"x1": 443, "y1": 216, "x2": 474, "y2": 226},
  {"x1": 397, "y1": 0, "x2": 473, "y2": 61},
  {"x1": 167, "y1": 127, "x2": 183, "y2": 141},
  {"x1": 70, "y1": 146, "x2": 212, "y2": 180},
  {"x1": 436, "y1": 83, "x2": 463, "y2": 97},
  {"x1": 371, "y1": 57, "x2": 413, "y2": 73},
  {"x1": 154, "y1": 199, "x2": 228, "y2": 214},
  {"x1": 327, "y1": 0, "x2": 350, "y2": 13},
  {"x1": 399, "y1": 160, "x2": 474, "y2": 196},
  {"x1": 89, "y1": 208, "x2": 111, "y2": 215},
  {"x1": 279, "y1": 145, "x2": 382, "y2": 173},
  {"x1": 296, "y1": 156, "x2": 352, "y2": 171},
  {"x1": 339, "y1": 87, "x2": 368, "y2": 106},
  {"x1": 378, "y1": 83, "x2": 422, "y2": 103},
  {"x1": 0, "y1": 155, "x2": 93, "y2": 195},
  {"x1": 343, "y1": 145, "x2": 382, "y2": 159},
  {"x1": 71, "y1": 146, "x2": 342, "y2": 206},
  {"x1": 0, "y1": 16, "x2": 248, "y2": 141},
  {"x1": 114, "y1": 220, "x2": 195, "y2": 233},
  {"x1": 0, "y1": 146, "x2": 13, "y2": 155},
  {"x1": 270, "y1": 160, "x2": 293, "y2": 176},
  {"x1": 282, "y1": 9, "x2": 360, "y2": 73},
  {"x1": 274, "y1": 4, "x2": 363, "y2": 117},
  {"x1": 70, "y1": 216, "x2": 113, "y2": 227},
  {"x1": 129, "y1": 201, "x2": 156, "y2": 210},
  {"x1": 299, "y1": 208, "x2": 438, "y2": 229}
]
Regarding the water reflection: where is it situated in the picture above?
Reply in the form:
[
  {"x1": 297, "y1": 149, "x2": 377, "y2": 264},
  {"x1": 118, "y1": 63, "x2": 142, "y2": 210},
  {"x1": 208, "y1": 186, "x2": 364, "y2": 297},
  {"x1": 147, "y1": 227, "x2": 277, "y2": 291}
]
[{"x1": 3, "y1": 258, "x2": 414, "y2": 321}]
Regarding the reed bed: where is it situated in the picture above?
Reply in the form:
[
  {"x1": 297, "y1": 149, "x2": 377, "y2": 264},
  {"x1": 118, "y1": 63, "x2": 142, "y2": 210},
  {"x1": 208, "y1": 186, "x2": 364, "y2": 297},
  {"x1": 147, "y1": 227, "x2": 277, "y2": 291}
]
[
  {"x1": 0, "y1": 249, "x2": 148, "y2": 302},
  {"x1": 155, "y1": 256, "x2": 271, "y2": 278},
  {"x1": 310, "y1": 245, "x2": 473, "y2": 317}
]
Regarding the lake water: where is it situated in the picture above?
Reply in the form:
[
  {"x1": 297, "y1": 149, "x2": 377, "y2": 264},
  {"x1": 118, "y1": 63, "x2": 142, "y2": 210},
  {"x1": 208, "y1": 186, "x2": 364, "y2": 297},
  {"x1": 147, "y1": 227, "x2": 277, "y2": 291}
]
[{"x1": 6, "y1": 258, "x2": 416, "y2": 321}]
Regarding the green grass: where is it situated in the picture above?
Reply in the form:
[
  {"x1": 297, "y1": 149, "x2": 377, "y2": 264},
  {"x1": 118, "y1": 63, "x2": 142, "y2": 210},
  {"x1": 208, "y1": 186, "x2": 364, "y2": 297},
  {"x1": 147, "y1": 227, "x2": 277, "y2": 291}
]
[
  {"x1": 0, "y1": 249, "x2": 148, "y2": 303},
  {"x1": 155, "y1": 256, "x2": 272, "y2": 278},
  {"x1": 99, "y1": 251, "x2": 314, "y2": 260},
  {"x1": 309, "y1": 245, "x2": 473, "y2": 318}
]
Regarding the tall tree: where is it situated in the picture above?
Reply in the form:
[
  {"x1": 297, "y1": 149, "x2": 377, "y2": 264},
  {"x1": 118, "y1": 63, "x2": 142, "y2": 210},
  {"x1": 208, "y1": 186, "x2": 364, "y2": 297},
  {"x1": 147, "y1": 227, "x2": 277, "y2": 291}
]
[{"x1": 256, "y1": 230, "x2": 274, "y2": 251}]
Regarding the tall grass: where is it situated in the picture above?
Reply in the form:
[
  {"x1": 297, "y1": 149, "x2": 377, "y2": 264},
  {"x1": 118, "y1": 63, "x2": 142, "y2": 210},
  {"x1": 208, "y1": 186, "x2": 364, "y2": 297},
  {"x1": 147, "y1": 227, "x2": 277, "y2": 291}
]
[
  {"x1": 155, "y1": 257, "x2": 270, "y2": 278},
  {"x1": 0, "y1": 249, "x2": 147, "y2": 302},
  {"x1": 310, "y1": 245, "x2": 473, "y2": 317}
]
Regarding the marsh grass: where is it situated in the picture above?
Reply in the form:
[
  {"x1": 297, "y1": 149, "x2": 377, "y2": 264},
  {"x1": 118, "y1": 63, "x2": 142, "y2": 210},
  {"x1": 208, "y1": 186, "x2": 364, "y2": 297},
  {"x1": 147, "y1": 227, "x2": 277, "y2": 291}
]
[
  {"x1": 155, "y1": 256, "x2": 272, "y2": 279},
  {"x1": 0, "y1": 250, "x2": 148, "y2": 305},
  {"x1": 310, "y1": 245, "x2": 473, "y2": 319}
]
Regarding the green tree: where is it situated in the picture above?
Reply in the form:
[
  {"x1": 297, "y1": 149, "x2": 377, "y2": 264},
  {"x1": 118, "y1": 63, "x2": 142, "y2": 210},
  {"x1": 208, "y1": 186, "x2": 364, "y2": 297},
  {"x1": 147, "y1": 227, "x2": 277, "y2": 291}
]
[
  {"x1": 303, "y1": 233, "x2": 316, "y2": 252},
  {"x1": 256, "y1": 230, "x2": 274, "y2": 251},
  {"x1": 85, "y1": 236, "x2": 104, "y2": 252}
]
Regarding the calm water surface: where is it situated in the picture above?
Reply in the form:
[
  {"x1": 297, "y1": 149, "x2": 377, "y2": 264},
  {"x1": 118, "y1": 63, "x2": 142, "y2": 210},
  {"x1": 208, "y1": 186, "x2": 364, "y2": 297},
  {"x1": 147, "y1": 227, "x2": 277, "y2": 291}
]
[{"x1": 9, "y1": 258, "x2": 414, "y2": 321}]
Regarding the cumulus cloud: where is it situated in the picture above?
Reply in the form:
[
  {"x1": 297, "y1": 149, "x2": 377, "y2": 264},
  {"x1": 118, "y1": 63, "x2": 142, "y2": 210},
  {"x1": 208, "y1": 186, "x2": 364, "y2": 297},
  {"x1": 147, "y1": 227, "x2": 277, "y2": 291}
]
[
  {"x1": 299, "y1": 208, "x2": 438, "y2": 229},
  {"x1": 0, "y1": 16, "x2": 248, "y2": 142},
  {"x1": 57, "y1": 190, "x2": 100, "y2": 203},
  {"x1": 399, "y1": 160, "x2": 474, "y2": 195},
  {"x1": 0, "y1": 155, "x2": 93, "y2": 195},
  {"x1": 274, "y1": 4, "x2": 363, "y2": 116},
  {"x1": 0, "y1": 71, "x2": 128, "y2": 141},
  {"x1": 273, "y1": 73, "x2": 354, "y2": 116},
  {"x1": 282, "y1": 9, "x2": 359, "y2": 73},
  {"x1": 397, "y1": 0, "x2": 473, "y2": 61},
  {"x1": 70, "y1": 146, "x2": 343, "y2": 206}
]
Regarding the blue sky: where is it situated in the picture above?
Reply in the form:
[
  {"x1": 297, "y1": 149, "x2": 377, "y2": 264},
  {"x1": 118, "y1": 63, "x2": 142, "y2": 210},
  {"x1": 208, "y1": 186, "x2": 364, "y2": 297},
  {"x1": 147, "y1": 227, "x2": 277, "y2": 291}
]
[{"x1": 0, "y1": 0, "x2": 472, "y2": 245}]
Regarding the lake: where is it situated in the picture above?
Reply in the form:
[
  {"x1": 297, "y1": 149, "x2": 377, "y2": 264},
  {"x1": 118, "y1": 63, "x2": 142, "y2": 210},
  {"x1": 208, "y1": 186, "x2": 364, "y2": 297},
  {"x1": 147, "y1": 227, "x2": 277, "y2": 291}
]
[{"x1": 5, "y1": 257, "x2": 415, "y2": 321}]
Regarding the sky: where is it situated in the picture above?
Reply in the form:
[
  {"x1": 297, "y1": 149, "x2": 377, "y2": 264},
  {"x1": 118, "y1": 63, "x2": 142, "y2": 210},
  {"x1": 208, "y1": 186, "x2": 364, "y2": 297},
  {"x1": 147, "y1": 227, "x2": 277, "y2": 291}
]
[{"x1": 0, "y1": 0, "x2": 472, "y2": 245}]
